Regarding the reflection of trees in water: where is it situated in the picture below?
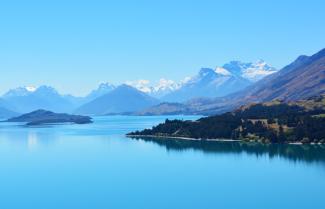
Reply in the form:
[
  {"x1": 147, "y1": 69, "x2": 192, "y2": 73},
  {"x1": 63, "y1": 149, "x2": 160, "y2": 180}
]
[{"x1": 131, "y1": 137, "x2": 325, "y2": 164}]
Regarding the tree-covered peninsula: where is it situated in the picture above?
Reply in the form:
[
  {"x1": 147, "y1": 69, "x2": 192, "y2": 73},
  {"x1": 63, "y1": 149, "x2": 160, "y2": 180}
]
[{"x1": 128, "y1": 95, "x2": 325, "y2": 144}]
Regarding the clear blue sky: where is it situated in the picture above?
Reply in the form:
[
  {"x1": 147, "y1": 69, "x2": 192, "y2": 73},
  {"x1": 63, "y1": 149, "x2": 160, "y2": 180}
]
[{"x1": 1, "y1": 0, "x2": 324, "y2": 96}]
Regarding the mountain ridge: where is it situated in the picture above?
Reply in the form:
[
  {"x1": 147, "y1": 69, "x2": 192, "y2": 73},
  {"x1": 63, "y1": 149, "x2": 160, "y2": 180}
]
[
  {"x1": 189, "y1": 47, "x2": 325, "y2": 115},
  {"x1": 136, "y1": 48, "x2": 325, "y2": 116},
  {"x1": 2, "y1": 85, "x2": 78, "y2": 113},
  {"x1": 75, "y1": 84, "x2": 160, "y2": 115},
  {"x1": 125, "y1": 60, "x2": 276, "y2": 101}
]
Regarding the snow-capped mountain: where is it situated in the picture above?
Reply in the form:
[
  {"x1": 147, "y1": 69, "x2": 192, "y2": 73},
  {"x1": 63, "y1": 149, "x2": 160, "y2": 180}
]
[
  {"x1": 3, "y1": 86, "x2": 37, "y2": 98},
  {"x1": 125, "y1": 79, "x2": 180, "y2": 98},
  {"x1": 223, "y1": 60, "x2": 277, "y2": 82},
  {"x1": 1, "y1": 83, "x2": 117, "y2": 114},
  {"x1": 3, "y1": 85, "x2": 59, "y2": 99},
  {"x1": 0, "y1": 59, "x2": 276, "y2": 113},
  {"x1": 124, "y1": 60, "x2": 276, "y2": 102},
  {"x1": 161, "y1": 67, "x2": 251, "y2": 102},
  {"x1": 125, "y1": 80, "x2": 153, "y2": 94},
  {"x1": 150, "y1": 79, "x2": 180, "y2": 98},
  {"x1": 2, "y1": 85, "x2": 79, "y2": 113},
  {"x1": 162, "y1": 60, "x2": 277, "y2": 102},
  {"x1": 154, "y1": 78, "x2": 179, "y2": 91}
]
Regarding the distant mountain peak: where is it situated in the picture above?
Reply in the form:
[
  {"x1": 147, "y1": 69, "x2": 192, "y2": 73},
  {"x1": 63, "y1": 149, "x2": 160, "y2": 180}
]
[
  {"x1": 98, "y1": 82, "x2": 115, "y2": 90},
  {"x1": 117, "y1": 84, "x2": 136, "y2": 90},
  {"x1": 198, "y1": 68, "x2": 215, "y2": 76},
  {"x1": 3, "y1": 86, "x2": 37, "y2": 97},
  {"x1": 223, "y1": 60, "x2": 277, "y2": 82},
  {"x1": 123, "y1": 60, "x2": 274, "y2": 101},
  {"x1": 214, "y1": 67, "x2": 231, "y2": 76},
  {"x1": 124, "y1": 59, "x2": 276, "y2": 102},
  {"x1": 2, "y1": 85, "x2": 79, "y2": 113},
  {"x1": 75, "y1": 84, "x2": 159, "y2": 115},
  {"x1": 85, "y1": 82, "x2": 115, "y2": 102},
  {"x1": 154, "y1": 78, "x2": 179, "y2": 91},
  {"x1": 25, "y1": 86, "x2": 37, "y2": 92},
  {"x1": 125, "y1": 79, "x2": 179, "y2": 98},
  {"x1": 35, "y1": 85, "x2": 58, "y2": 93},
  {"x1": 191, "y1": 67, "x2": 233, "y2": 83},
  {"x1": 124, "y1": 80, "x2": 152, "y2": 93}
]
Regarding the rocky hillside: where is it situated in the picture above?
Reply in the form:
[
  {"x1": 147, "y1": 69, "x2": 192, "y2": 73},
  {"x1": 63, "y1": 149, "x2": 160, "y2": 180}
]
[{"x1": 189, "y1": 48, "x2": 325, "y2": 115}]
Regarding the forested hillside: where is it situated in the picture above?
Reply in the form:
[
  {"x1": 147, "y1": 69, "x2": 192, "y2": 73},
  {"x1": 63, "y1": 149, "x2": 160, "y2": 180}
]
[{"x1": 128, "y1": 95, "x2": 325, "y2": 144}]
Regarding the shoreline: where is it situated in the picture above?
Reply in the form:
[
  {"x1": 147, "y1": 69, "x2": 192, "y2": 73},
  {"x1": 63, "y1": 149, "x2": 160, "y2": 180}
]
[
  {"x1": 126, "y1": 134, "x2": 242, "y2": 142},
  {"x1": 126, "y1": 135, "x2": 325, "y2": 145}
]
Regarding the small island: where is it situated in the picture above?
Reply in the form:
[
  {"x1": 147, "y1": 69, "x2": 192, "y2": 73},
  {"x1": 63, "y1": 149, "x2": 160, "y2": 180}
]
[
  {"x1": 6, "y1": 109, "x2": 93, "y2": 125},
  {"x1": 127, "y1": 95, "x2": 325, "y2": 144}
]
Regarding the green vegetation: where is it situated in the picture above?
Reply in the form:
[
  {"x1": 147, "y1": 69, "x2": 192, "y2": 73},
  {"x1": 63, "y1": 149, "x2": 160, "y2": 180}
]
[
  {"x1": 128, "y1": 95, "x2": 325, "y2": 144},
  {"x1": 6, "y1": 109, "x2": 92, "y2": 125}
]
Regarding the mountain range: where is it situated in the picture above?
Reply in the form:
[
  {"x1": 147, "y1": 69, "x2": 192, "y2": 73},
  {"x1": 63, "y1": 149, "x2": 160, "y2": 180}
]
[
  {"x1": 0, "y1": 49, "x2": 323, "y2": 118},
  {"x1": 142, "y1": 48, "x2": 325, "y2": 116},
  {"x1": 125, "y1": 79, "x2": 180, "y2": 99},
  {"x1": 0, "y1": 59, "x2": 276, "y2": 117},
  {"x1": 127, "y1": 60, "x2": 277, "y2": 102},
  {"x1": 2, "y1": 86, "x2": 79, "y2": 114},
  {"x1": 161, "y1": 67, "x2": 251, "y2": 102}
]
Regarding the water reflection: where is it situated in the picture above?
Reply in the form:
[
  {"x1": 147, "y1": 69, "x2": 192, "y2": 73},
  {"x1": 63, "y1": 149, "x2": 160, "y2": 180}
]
[
  {"x1": 0, "y1": 124, "x2": 58, "y2": 149},
  {"x1": 27, "y1": 131, "x2": 39, "y2": 150},
  {"x1": 130, "y1": 136, "x2": 325, "y2": 164}
]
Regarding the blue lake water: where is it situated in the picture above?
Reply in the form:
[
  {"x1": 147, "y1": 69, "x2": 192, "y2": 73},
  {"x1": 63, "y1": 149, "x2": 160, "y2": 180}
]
[{"x1": 0, "y1": 115, "x2": 325, "y2": 209}]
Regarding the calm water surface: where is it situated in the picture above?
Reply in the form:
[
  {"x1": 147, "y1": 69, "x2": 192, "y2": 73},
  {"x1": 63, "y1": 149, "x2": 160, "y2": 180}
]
[{"x1": 0, "y1": 115, "x2": 324, "y2": 209}]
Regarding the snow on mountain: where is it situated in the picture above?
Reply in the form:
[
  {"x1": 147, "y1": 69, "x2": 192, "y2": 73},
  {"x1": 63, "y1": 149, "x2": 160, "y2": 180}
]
[
  {"x1": 3, "y1": 86, "x2": 37, "y2": 98},
  {"x1": 223, "y1": 60, "x2": 277, "y2": 82},
  {"x1": 161, "y1": 67, "x2": 251, "y2": 102},
  {"x1": 214, "y1": 67, "x2": 232, "y2": 76},
  {"x1": 180, "y1": 76, "x2": 192, "y2": 85},
  {"x1": 25, "y1": 86, "x2": 37, "y2": 92},
  {"x1": 123, "y1": 60, "x2": 276, "y2": 102},
  {"x1": 181, "y1": 68, "x2": 229, "y2": 86},
  {"x1": 151, "y1": 79, "x2": 180, "y2": 98},
  {"x1": 125, "y1": 79, "x2": 179, "y2": 98},
  {"x1": 153, "y1": 78, "x2": 179, "y2": 92},
  {"x1": 3, "y1": 85, "x2": 61, "y2": 98},
  {"x1": 0, "y1": 59, "x2": 276, "y2": 111},
  {"x1": 125, "y1": 80, "x2": 153, "y2": 94},
  {"x1": 2, "y1": 85, "x2": 79, "y2": 113}
]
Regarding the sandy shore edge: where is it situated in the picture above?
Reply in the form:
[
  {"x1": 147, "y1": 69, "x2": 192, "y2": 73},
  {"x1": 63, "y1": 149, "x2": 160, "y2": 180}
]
[{"x1": 126, "y1": 134, "x2": 242, "y2": 142}]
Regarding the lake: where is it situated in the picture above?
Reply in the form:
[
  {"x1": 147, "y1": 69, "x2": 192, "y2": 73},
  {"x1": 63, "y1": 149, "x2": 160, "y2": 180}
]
[{"x1": 0, "y1": 115, "x2": 324, "y2": 209}]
